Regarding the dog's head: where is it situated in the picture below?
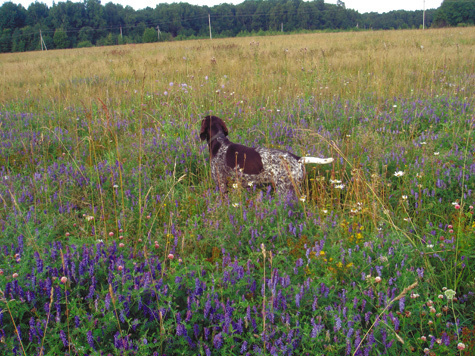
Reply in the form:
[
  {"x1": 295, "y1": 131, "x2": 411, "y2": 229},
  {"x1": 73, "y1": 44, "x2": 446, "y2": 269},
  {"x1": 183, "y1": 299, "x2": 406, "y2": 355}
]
[{"x1": 200, "y1": 115, "x2": 229, "y2": 142}]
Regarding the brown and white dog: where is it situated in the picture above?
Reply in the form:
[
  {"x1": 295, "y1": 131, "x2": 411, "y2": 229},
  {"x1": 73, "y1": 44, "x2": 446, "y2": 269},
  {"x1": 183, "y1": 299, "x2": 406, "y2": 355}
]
[{"x1": 200, "y1": 115, "x2": 333, "y2": 196}]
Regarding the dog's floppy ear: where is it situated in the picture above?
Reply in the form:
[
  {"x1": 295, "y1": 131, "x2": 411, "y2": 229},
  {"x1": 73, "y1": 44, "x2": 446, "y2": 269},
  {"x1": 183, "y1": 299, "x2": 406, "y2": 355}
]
[{"x1": 199, "y1": 117, "x2": 210, "y2": 141}]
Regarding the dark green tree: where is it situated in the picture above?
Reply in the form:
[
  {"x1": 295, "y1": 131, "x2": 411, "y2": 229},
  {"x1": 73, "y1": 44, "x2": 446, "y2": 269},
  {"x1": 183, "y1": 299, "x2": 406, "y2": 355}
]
[
  {"x1": 26, "y1": 2, "x2": 49, "y2": 27},
  {"x1": 53, "y1": 27, "x2": 69, "y2": 48},
  {"x1": 12, "y1": 25, "x2": 42, "y2": 51},
  {"x1": 0, "y1": 2, "x2": 26, "y2": 30},
  {"x1": 104, "y1": 2, "x2": 123, "y2": 28},
  {"x1": 0, "y1": 29, "x2": 13, "y2": 52},
  {"x1": 0, "y1": 0, "x2": 450, "y2": 53},
  {"x1": 142, "y1": 27, "x2": 157, "y2": 43},
  {"x1": 434, "y1": 0, "x2": 475, "y2": 27},
  {"x1": 297, "y1": 2, "x2": 312, "y2": 30},
  {"x1": 282, "y1": 0, "x2": 298, "y2": 32},
  {"x1": 211, "y1": 4, "x2": 237, "y2": 36},
  {"x1": 268, "y1": 2, "x2": 284, "y2": 32},
  {"x1": 49, "y1": 2, "x2": 84, "y2": 30},
  {"x1": 235, "y1": 1, "x2": 258, "y2": 33},
  {"x1": 78, "y1": 26, "x2": 94, "y2": 43},
  {"x1": 85, "y1": 0, "x2": 106, "y2": 42},
  {"x1": 11, "y1": 28, "x2": 26, "y2": 51}
]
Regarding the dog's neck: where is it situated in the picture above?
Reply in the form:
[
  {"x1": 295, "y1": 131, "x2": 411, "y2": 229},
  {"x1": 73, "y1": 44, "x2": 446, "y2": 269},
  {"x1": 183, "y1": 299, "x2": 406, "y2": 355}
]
[
  {"x1": 208, "y1": 132, "x2": 227, "y2": 157},
  {"x1": 208, "y1": 132, "x2": 226, "y2": 144}
]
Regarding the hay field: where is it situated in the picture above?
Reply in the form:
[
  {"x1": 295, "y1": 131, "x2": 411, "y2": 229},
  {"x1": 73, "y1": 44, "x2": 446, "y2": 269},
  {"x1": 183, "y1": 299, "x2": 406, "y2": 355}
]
[{"x1": 1, "y1": 28, "x2": 473, "y2": 106}]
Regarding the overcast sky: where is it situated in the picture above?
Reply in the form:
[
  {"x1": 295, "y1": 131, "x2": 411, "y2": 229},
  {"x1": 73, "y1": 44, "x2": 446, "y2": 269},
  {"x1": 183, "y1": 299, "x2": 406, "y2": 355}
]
[{"x1": 6, "y1": 0, "x2": 443, "y2": 14}]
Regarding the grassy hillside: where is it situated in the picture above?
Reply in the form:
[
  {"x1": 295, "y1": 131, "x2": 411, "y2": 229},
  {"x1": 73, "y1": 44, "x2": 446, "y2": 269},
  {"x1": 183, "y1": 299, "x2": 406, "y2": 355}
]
[{"x1": 0, "y1": 27, "x2": 474, "y2": 355}]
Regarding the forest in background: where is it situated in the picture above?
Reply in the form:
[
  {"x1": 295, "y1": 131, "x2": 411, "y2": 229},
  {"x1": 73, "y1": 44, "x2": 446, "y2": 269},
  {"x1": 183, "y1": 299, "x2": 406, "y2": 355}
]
[{"x1": 0, "y1": 0, "x2": 473, "y2": 52}]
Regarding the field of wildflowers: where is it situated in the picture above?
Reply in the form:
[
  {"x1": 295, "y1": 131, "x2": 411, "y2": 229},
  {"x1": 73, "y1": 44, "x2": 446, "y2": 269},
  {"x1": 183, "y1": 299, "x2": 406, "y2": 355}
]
[{"x1": 0, "y1": 28, "x2": 474, "y2": 355}]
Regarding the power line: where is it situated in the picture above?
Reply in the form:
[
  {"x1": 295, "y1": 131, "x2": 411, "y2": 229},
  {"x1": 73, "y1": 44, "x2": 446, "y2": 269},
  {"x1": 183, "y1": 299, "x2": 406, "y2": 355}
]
[
  {"x1": 4, "y1": 5, "x2": 431, "y2": 42},
  {"x1": 8, "y1": 7, "x2": 354, "y2": 38}
]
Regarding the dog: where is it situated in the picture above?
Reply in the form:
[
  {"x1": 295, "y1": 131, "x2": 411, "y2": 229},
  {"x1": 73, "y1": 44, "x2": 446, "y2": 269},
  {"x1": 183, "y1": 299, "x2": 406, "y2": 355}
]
[{"x1": 200, "y1": 115, "x2": 333, "y2": 196}]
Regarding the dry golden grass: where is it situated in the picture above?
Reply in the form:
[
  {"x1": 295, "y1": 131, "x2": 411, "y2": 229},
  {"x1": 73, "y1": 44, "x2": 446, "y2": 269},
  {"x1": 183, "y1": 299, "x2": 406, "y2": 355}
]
[{"x1": 1, "y1": 27, "x2": 474, "y2": 108}]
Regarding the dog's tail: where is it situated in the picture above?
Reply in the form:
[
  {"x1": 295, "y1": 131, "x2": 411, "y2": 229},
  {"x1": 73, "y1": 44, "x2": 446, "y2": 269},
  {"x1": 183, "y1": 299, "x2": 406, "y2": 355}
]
[{"x1": 299, "y1": 157, "x2": 334, "y2": 164}]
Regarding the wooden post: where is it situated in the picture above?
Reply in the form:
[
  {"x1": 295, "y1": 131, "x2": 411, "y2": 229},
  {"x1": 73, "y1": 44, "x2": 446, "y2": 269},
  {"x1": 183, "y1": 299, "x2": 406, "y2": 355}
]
[
  {"x1": 40, "y1": 29, "x2": 47, "y2": 51},
  {"x1": 208, "y1": 14, "x2": 212, "y2": 40}
]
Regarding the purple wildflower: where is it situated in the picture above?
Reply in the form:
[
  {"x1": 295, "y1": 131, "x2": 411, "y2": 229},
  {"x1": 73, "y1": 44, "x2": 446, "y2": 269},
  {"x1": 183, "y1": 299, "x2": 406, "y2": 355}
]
[
  {"x1": 17, "y1": 235, "x2": 24, "y2": 253},
  {"x1": 399, "y1": 296, "x2": 405, "y2": 312},
  {"x1": 310, "y1": 319, "x2": 319, "y2": 338},
  {"x1": 416, "y1": 267, "x2": 424, "y2": 278},
  {"x1": 241, "y1": 340, "x2": 248, "y2": 353},
  {"x1": 346, "y1": 341, "x2": 352, "y2": 355},
  {"x1": 176, "y1": 324, "x2": 187, "y2": 336},
  {"x1": 59, "y1": 330, "x2": 68, "y2": 347},
  {"x1": 312, "y1": 296, "x2": 318, "y2": 311},
  {"x1": 442, "y1": 332, "x2": 450, "y2": 346},
  {"x1": 113, "y1": 331, "x2": 121, "y2": 349},
  {"x1": 35, "y1": 252, "x2": 43, "y2": 273},
  {"x1": 334, "y1": 316, "x2": 342, "y2": 331},
  {"x1": 204, "y1": 299, "x2": 211, "y2": 318},
  {"x1": 236, "y1": 318, "x2": 244, "y2": 334},
  {"x1": 104, "y1": 293, "x2": 111, "y2": 310},
  {"x1": 213, "y1": 332, "x2": 223, "y2": 349},
  {"x1": 347, "y1": 327, "x2": 354, "y2": 339},
  {"x1": 87, "y1": 330, "x2": 94, "y2": 350},
  {"x1": 28, "y1": 317, "x2": 36, "y2": 342},
  {"x1": 86, "y1": 285, "x2": 95, "y2": 299},
  {"x1": 365, "y1": 312, "x2": 372, "y2": 324}
]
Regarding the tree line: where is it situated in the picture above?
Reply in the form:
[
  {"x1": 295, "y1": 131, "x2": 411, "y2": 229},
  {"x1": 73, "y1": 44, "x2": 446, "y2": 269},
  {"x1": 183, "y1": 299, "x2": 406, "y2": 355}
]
[{"x1": 0, "y1": 0, "x2": 472, "y2": 53}]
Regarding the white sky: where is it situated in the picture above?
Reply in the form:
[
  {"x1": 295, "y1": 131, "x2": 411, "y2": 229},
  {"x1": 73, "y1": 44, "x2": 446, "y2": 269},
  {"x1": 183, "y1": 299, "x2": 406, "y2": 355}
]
[{"x1": 6, "y1": 0, "x2": 443, "y2": 14}]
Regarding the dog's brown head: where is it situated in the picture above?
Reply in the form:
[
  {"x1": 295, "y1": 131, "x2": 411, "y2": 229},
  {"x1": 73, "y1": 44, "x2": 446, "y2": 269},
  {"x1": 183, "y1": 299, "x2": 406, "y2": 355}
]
[{"x1": 200, "y1": 115, "x2": 228, "y2": 142}]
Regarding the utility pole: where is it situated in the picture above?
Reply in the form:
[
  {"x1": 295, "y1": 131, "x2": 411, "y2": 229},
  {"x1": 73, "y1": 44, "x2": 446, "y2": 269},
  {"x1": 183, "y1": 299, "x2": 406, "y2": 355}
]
[
  {"x1": 120, "y1": 25, "x2": 123, "y2": 39},
  {"x1": 157, "y1": 25, "x2": 160, "y2": 41},
  {"x1": 208, "y1": 14, "x2": 212, "y2": 40},
  {"x1": 423, "y1": 0, "x2": 426, "y2": 29},
  {"x1": 281, "y1": 23, "x2": 283, "y2": 32},
  {"x1": 39, "y1": 29, "x2": 47, "y2": 51}
]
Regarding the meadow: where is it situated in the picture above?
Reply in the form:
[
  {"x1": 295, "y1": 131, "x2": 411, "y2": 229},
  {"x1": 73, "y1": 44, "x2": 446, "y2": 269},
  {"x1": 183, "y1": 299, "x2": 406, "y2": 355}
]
[{"x1": 0, "y1": 27, "x2": 474, "y2": 355}]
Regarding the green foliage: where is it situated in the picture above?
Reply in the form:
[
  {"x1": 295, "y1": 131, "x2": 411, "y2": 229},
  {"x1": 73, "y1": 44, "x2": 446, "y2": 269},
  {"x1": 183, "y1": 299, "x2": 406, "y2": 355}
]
[
  {"x1": 53, "y1": 28, "x2": 69, "y2": 49},
  {"x1": 0, "y1": 1, "x2": 26, "y2": 30},
  {"x1": 97, "y1": 32, "x2": 116, "y2": 46},
  {"x1": 0, "y1": 0, "x2": 444, "y2": 53},
  {"x1": 434, "y1": 0, "x2": 475, "y2": 27},
  {"x1": 77, "y1": 40, "x2": 93, "y2": 48},
  {"x1": 78, "y1": 26, "x2": 94, "y2": 43},
  {"x1": 0, "y1": 29, "x2": 12, "y2": 52},
  {"x1": 142, "y1": 27, "x2": 158, "y2": 43}
]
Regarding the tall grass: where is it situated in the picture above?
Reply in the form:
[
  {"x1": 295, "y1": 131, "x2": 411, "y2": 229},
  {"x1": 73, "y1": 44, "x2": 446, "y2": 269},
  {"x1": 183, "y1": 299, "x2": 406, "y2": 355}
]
[
  {"x1": 0, "y1": 28, "x2": 474, "y2": 355},
  {"x1": 1, "y1": 28, "x2": 473, "y2": 107}
]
